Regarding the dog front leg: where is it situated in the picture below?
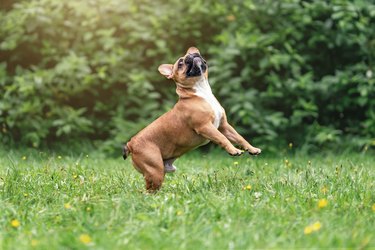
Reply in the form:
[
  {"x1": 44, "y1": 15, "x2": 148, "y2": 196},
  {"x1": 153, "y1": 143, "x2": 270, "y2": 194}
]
[
  {"x1": 219, "y1": 121, "x2": 261, "y2": 155},
  {"x1": 195, "y1": 123, "x2": 243, "y2": 156}
]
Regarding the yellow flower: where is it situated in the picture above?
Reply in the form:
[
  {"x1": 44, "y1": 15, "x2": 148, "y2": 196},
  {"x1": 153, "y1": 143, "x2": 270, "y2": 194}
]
[
  {"x1": 57, "y1": 155, "x2": 62, "y2": 159},
  {"x1": 372, "y1": 204, "x2": 375, "y2": 212},
  {"x1": 24, "y1": 193, "x2": 29, "y2": 197},
  {"x1": 31, "y1": 239, "x2": 39, "y2": 247},
  {"x1": 79, "y1": 234, "x2": 92, "y2": 245},
  {"x1": 288, "y1": 142, "x2": 293, "y2": 149},
  {"x1": 22, "y1": 156, "x2": 27, "y2": 160},
  {"x1": 234, "y1": 161, "x2": 239, "y2": 166},
  {"x1": 11, "y1": 219, "x2": 20, "y2": 228},
  {"x1": 243, "y1": 185, "x2": 252, "y2": 190},
  {"x1": 311, "y1": 221, "x2": 322, "y2": 231},
  {"x1": 285, "y1": 159, "x2": 292, "y2": 168},
  {"x1": 86, "y1": 207, "x2": 92, "y2": 212},
  {"x1": 64, "y1": 203, "x2": 72, "y2": 209},
  {"x1": 304, "y1": 226, "x2": 313, "y2": 235},
  {"x1": 304, "y1": 221, "x2": 322, "y2": 235},
  {"x1": 318, "y1": 199, "x2": 328, "y2": 208},
  {"x1": 176, "y1": 210, "x2": 183, "y2": 216}
]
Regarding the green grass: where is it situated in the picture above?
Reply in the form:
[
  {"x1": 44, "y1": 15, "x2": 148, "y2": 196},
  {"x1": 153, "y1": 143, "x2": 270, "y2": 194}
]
[{"x1": 0, "y1": 148, "x2": 374, "y2": 249}]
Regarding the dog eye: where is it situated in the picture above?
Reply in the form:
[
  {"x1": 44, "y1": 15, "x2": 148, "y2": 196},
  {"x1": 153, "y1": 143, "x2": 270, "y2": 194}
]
[{"x1": 178, "y1": 59, "x2": 183, "y2": 69}]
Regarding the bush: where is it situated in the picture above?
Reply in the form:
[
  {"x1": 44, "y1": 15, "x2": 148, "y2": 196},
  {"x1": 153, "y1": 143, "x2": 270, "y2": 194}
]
[
  {"x1": 0, "y1": 0, "x2": 222, "y2": 152},
  {"x1": 1, "y1": 0, "x2": 374, "y2": 153},
  {"x1": 208, "y1": 0, "x2": 375, "y2": 151}
]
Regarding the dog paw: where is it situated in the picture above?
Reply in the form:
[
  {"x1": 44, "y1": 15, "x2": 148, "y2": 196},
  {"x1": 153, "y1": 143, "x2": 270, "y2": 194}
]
[
  {"x1": 247, "y1": 147, "x2": 261, "y2": 155},
  {"x1": 228, "y1": 148, "x2": 243, "y2": 156}
]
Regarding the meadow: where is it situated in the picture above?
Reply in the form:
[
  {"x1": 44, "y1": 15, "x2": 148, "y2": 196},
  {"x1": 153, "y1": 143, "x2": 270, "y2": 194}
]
[{"x1": 0, "y1": 148, "x2": 374, "y2": 249}]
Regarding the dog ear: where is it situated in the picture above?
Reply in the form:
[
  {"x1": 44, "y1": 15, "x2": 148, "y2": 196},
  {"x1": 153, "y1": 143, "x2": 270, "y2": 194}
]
[
  {"x1": 158, "y1": 64, "x2": 174, "y2": 79},
  {"x1": 187, "y1": 47, "x2": 200, "y2": 55}
]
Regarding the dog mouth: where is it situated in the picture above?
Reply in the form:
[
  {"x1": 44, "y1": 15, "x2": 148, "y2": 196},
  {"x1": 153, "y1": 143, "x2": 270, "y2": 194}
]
[{"x1": 185, "y1": 53, "x2": 207, "y2": 77}]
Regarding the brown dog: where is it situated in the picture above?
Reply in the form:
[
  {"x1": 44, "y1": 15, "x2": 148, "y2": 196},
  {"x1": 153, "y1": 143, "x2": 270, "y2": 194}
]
[{"x1": 123, "y1": 47, "x2": 261, "y2": 191}]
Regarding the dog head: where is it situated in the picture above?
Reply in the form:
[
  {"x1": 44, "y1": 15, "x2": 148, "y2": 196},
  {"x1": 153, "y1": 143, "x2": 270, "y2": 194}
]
[{"x1": 158, "y1": 47, "x2": 208, "y2": 88}]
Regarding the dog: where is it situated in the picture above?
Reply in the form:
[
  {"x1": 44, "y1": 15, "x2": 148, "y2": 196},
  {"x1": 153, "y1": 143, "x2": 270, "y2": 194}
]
[{"x1": 123, "y1": 47, "x2": 261, "y2": 191}]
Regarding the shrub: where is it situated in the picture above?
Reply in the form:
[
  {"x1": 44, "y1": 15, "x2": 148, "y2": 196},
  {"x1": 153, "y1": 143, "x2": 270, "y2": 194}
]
[{"x1": 1, "y1": 0, "x2": 374, "y2": 153}]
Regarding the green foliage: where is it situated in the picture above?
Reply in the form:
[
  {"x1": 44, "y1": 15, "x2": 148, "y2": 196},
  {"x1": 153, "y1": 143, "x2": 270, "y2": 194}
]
[
  {"x1": 0, "y1": 0, "x2": 374, "y2": 153},
  {"x1": 208, "y1": 0, "x2": 375, "y2": 151}
]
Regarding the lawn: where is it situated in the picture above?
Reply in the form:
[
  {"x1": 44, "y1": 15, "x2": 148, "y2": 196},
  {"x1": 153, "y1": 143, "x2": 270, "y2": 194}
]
[{"x1": 0, "y1": 148, "x2": 374, "y2": 249}]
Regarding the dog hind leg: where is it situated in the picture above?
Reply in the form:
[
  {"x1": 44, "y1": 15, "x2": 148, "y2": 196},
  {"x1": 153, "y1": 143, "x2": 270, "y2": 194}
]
[{"x1": 131, "y1": 148, "x2": 165, "y2": 192}]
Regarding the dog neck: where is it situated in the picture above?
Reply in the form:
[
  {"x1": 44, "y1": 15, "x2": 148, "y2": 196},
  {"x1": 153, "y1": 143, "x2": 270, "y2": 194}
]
[
  {"x1": 176, "y1": 77, "x2": 223, "y2": 128},
  {"x1": 192, "y1": 77, "x2": 213, "y2": 98},
  {"x1": 175, "y1": 77, "x2": 212, "y2": 99}
]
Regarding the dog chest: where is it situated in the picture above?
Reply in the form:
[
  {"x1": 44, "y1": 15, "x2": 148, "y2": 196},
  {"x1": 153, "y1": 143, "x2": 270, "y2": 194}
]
[{"x1": 193, "y1": 78, "x2": 223, "y2": 128}]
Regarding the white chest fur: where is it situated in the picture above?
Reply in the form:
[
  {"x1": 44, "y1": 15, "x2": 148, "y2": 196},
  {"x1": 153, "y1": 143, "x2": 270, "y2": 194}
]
[{"x1": 193, "y1": 78, "x2": 223, "y2": 128}]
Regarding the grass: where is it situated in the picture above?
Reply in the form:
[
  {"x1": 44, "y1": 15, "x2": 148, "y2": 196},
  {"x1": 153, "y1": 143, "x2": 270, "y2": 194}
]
[{"x1": 0, "y1": 148, "x2": 374, "y2": 249}]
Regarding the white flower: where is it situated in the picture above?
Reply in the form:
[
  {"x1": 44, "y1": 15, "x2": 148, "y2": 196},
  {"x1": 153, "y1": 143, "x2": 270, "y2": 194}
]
[
  {"x1": 254, "y1": 192, "x2": 262, "y2": 199},
  {"x1": 366, "y1": 70, "x2": 373, "y2": 78}
]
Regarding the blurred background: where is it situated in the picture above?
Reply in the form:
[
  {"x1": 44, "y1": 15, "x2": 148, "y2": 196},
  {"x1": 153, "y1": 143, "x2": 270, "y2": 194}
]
[{"x1": 0, "y1": 0, "x2": 374, "y2": 154}]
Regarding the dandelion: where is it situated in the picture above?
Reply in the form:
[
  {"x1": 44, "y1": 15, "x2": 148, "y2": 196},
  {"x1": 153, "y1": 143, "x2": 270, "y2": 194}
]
[
  {"x1": 11, "y1": 219, "x2": 20, "y2": 228},
  {"x1": 285, "y1": 159, "x2": 292, "y2": 168},
  {"x1": 311, "y1": 221, "x2": 322, "y2": 231},
  {"x1": 64, "y1": 203, "x2": 72, "y2": 209},
  {"x1": 243, "y1": 185, "x2": 252, "y2": 190},
  {"x1": 24, "y1": 193, "x2": 29, "y2": 197},
  {"x1": 79, "y1": 234, "x2": 92, "y2": 245},
  {"x1": 31, "y1": 239, "x2": 39, "y2": 247},
  {"x1": 304, "y1": 221, "x2": 322, "y2": 235},
  {"x1": 22, "y1": 156, "x2": 27, "y2": 160},
  {"x1": 372, "y1": 204, "x2": 375, "y2": 212},
  {"x1": 304, "y1": 226, "x2": 313, "y2": 235},
  {"x1": 318, "y1": 199, "x2": 328, "y2": 209},
  {"x1": 233, "y1": 161, "x2": 239, "y2": 166}
]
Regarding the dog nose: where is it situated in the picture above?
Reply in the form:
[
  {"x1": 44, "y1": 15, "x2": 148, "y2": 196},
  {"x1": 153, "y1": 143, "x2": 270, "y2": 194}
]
[
  {"x1": 185, "y1": 53, "x2": 200, "y2": 61},
  {"x1": 185, "y1": 53, "x2": 203, "y2": 65},
  {"x1": 193, "y1": 57, "x2": 202, "y2": 67}
]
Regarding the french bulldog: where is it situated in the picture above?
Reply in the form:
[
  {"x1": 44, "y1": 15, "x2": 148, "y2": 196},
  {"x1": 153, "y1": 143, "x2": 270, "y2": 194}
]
[{"x1": 123, "y1": 47, "x2": 261, "y2": 191}]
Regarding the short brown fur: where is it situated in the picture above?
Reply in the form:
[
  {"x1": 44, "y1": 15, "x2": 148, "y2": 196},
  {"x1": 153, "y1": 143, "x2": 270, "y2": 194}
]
[{"x1": 125, "y1": 47, "x2": 261, "y2": 191}]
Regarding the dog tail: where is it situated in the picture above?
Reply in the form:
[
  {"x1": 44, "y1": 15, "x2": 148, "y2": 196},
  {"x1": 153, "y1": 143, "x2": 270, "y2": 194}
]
[{"x1": 122, "y1": 143, "x2": 130, "y2": 160}]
